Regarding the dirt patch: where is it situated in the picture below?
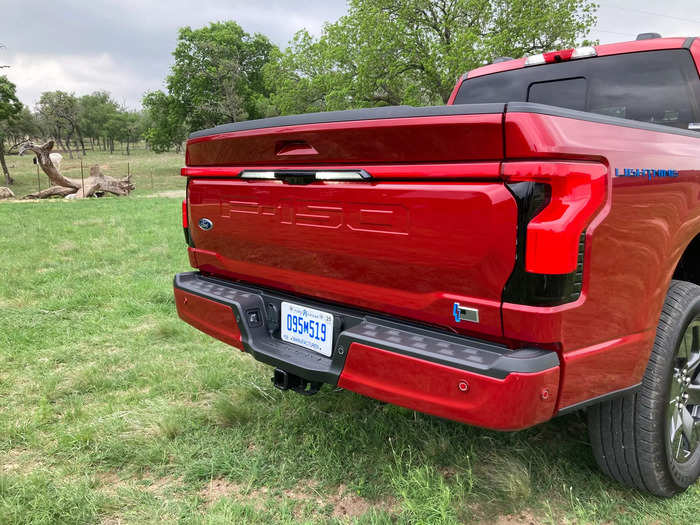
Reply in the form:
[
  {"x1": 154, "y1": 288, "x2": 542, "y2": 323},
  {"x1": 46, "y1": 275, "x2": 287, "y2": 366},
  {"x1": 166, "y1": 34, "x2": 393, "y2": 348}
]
[
  {"x1": 56, "y1": 240, "x2": 78, "y2": 252},
  {"x1": 483, "y1": 510, "x2": 545, "y2": 525},
  {"x1": 327, "y1": 483, "x2": 383, "y2": 518},
  {"x1": 1, "y1": 448, "x2": 43, "y2": 474},
  {"x1": 97, "y1": 471, "x2": 183, "y2": 497},
  {"x1": 199, "y1": 478, "x2": 267, "y2": 511},
  {"x1": 142, "y1": 475, "x2": 183, "y2": 495},
  {"x1": 95, "y1": 472, "x2": 126, "y2": 493},
  {"x1": 145, "y1": 190, "x2": 185, "y2": 199},
  {"x1": 199, "y1": 478, "x2": 395, "y2": 519}
]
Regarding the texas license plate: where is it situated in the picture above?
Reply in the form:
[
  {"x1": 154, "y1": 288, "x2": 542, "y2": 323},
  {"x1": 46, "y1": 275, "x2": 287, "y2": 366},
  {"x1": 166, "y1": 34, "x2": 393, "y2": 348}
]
[{"x1": 280, "y1": 302, "x2": 334, "y2": 357}]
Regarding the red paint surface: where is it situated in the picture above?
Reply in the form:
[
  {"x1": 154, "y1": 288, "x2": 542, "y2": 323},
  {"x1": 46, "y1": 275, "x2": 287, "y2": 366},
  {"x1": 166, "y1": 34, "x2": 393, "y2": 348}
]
[
  {"x1": 557, "y1": 330, "x2": 656, "y2": 410},
  {"x1": 186, "y1": 114, "x2": 503, "y2": 166},
  {"x1": 174, "y1": 288, "x2": 243, "y2": 350},
  {"x1": 503, "y1": 111, "x2": 700, "y2": 409},
  {"x1": 188, "y1": 175, "x2": 517, "y2": 339},
  {"x1": 181, "y1": 200, "x2": 188, "y2": 229},
  {"x1": 338, "y1": 343, "x2": 559, "y2": 430},
  {"x1": 691, "y1": 38, "x2": 700, "y2": 75}
]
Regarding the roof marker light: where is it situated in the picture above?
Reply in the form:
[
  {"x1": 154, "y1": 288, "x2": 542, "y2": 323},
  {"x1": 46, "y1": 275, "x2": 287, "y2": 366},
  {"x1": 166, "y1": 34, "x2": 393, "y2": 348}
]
[
  {"x1": 524, "y1": 54, "x2": 546, "y2": 66},
  {"x1": 525, "y1": 46, "x2": 596, "y2": 66},
  {"x1": 572, "y1": 46, "x2": 597, "y2": 59}
]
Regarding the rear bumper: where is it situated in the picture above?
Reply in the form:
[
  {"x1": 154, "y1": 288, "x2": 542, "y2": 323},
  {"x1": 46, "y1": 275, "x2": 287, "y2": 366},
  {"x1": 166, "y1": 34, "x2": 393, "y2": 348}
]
[{"x1": 174, "y1": 272, "x2": 560, "y2": 430}]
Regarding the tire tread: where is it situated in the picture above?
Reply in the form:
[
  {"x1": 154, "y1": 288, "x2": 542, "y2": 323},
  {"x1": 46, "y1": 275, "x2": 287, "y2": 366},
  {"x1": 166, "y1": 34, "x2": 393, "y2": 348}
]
[{"x1": 587, "y1": 280, "x2": 700, "y2": 496}]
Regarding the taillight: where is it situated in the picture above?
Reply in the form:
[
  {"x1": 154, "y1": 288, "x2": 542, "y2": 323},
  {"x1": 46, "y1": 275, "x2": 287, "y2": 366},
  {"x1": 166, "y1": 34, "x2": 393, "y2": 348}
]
[
  {"x1": 182, "y1": 199, "x2": 194, "y2": 247},
  {"x1": 502, "y1": 162, "x2": 607, "y2": 306}
]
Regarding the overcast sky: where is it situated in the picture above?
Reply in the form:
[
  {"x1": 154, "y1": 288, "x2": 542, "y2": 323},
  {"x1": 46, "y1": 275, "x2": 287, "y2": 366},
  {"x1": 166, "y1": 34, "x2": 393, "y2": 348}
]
[{"x1": 1, "y1": 0, "x2": 698, "y2": 110}]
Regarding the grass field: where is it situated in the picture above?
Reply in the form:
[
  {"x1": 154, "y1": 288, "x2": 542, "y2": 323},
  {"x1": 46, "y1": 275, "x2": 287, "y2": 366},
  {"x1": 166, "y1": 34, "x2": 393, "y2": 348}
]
[
  {"x1": 2, "y1": 146, "x2": 184, "y2": 198},
  {"x1": 0, "y1": 172, "x2": 698, "y2": 523}
]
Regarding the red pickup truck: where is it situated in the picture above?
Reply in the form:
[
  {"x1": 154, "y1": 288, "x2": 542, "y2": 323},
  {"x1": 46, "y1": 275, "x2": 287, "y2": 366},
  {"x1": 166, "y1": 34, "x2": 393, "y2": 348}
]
[{"x1": 174, "y1": 36, "x2": 700, "y2": 496}]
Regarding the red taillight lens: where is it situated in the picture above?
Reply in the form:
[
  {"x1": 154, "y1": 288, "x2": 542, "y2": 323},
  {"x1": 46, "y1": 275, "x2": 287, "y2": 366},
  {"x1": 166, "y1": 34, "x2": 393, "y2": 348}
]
[
  {"x1": 182, "y1": 200, "x2": 188, "y2": 229},
  {"x1": 504, "y1": 162, "x2": 607, "y2": 274}
]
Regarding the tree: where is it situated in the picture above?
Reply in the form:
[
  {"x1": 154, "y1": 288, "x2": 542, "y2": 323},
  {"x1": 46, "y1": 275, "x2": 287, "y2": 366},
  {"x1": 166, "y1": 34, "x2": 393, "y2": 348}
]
[
  {"x1": 142, "y1": 90, "x2": 187, "y2": 152},
  {"x1": 79, "y1": 91, "x2": 119, "y2": 150},
  {"x1": 36, "y1": 91, "x2": 85, "y2": 158},
  {"x1": 267, "y1": 0, "x2": 598, "y2": 111},
  {"x1": 143, "y1": 21, "x2": 278, "y2": 142},
  {"x1": 0, "y1": 75, "x2": 22, "y2": 185},
  {"x1": 122, "y1": 111, "x2": 145, "y2": 156}
]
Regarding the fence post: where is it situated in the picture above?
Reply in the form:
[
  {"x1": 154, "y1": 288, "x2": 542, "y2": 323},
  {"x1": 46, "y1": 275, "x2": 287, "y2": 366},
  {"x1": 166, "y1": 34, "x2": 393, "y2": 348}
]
[
  {"x1": 80, "y1": 159, "x2": 85, "y2": 196},
  {"x1": 36, "y1": 163, "x2": 40, "y2": 192}
]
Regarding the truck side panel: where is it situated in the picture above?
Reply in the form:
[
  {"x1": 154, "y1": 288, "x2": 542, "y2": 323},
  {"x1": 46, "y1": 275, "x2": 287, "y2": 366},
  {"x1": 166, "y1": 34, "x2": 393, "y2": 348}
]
[{"x1": 504, "y1": 108, "x2": 700, "y2": 410}]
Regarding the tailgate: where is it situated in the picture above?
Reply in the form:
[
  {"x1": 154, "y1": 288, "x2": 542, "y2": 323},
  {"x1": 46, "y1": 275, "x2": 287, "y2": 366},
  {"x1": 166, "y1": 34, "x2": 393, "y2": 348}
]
[
  {"x1": 187, "y1": 174, "x2": 516, "y2": 338},
  {"x1": 185, "y1": 105, "x2": 517, "y2": 338}
]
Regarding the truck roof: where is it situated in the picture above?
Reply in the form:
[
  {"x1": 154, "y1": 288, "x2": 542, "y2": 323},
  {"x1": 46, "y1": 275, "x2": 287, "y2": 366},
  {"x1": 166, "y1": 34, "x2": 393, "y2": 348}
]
[{"x1": 465, "y1": 37, "x2": 695, "y2": 80}]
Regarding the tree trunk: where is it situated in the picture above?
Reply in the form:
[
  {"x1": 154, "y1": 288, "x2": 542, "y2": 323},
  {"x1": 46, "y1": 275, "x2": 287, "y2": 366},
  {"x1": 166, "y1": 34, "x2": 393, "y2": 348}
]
[
  {"x1": 76, "y1": 125, "x2": 86, "y2": 156},
  {"x1": 0, "y1": 141, "x2": 13, "y2": 185},
  {"x1": 64, "y1": 130, "x2": 74, "y2": 159},
  {"x1": 19, "y1": 141, "x2": 134, "y2": 199}
]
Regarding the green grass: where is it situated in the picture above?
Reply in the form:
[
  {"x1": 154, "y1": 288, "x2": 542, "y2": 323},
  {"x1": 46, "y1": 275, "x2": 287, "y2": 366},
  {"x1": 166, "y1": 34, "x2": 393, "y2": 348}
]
[
  {"x1": 0, "y1": 195, "x2": 698, "y2": 524},
  {"x1": 3, "y1": 146, "x2": 184, "y2": 198}
]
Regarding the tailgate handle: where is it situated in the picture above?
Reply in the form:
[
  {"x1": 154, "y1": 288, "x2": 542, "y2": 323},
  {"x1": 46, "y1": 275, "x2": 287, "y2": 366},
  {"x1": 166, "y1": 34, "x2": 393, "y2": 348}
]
[
  {"x1": 274, "y1": 171, "x2": 317, "y2": 185},
  {"x1": 276, "y1": 141, "x2": 318, "y2": 156}
]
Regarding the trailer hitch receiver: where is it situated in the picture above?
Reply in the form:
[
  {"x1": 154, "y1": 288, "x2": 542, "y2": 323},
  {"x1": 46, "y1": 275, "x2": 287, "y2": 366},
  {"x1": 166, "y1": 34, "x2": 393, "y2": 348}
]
[{"x1": 272, "y1": 368, "x2": 322, "y2": 396}]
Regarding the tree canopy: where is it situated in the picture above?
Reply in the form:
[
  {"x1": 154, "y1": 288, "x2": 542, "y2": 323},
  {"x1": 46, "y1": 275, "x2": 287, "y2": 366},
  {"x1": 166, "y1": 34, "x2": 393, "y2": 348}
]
[
  {"x1": 0, "y1": 75, "x2": 21, "y2": 129},
  {"x1": 0, "y1": 75, "x2": 22, "y2": 184},
  {"x1": 142, "y1": 0, "x2": 597, "y2": 145},
  {"x1": 167, "y1": 21, "x2": 277, "y2": 129},
  {"x1": 142, "y1": 91, "x2": 187, "y2": 153},
  {"x1": 267, "y1": 0, "x2": 598, "y2": 112}
]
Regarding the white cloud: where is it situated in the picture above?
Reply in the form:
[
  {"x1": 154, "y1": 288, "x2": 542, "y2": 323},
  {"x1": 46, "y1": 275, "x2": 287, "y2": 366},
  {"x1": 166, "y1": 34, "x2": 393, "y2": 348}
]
[
  {"x1": 0, "y1": 0, "x2": 349, "y2": 109},
  {"x1": 3, "y1": 52, "x2": 163, "y2": 110},
  {"x1": 591, "y1": 0, "x2": 700, "y2": 43}
]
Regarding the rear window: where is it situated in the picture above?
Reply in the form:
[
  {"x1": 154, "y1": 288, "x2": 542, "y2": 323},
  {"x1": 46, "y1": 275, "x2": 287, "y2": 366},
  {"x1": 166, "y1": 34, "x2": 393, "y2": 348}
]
[{"x1": 454, "y1": 49, "x2": 700, "y2": 130}]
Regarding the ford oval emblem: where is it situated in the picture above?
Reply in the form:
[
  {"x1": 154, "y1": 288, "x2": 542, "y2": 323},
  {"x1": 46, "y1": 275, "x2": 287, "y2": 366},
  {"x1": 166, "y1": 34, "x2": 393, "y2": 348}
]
[{"x1": 198, "y1": 218, "x2": 213, "y2": 231}]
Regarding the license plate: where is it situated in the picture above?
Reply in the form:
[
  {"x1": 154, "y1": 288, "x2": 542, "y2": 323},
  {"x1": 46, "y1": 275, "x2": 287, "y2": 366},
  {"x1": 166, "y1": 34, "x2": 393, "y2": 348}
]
[{"x1": 280, "y1": 302, "x2": 334, "y2": 357}]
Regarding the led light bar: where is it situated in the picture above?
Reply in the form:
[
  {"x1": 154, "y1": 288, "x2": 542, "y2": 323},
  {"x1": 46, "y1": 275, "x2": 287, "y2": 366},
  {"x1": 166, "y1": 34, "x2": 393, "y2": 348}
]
[
  {"x1": 240, "y1": 171, "x2": 276, "y2": 179},
  {"x1": 524, "y1": 46, "x2": 597, "y2": 66},
  {"x1": 572, "y1": 46, "x2": 597, "y2": 59},
  {"x1": 524, "y1": 54, "x2": 547, "y2": 66},
  {"x1": 239, "y1": 170, "x2": 370, "y2": 181}
]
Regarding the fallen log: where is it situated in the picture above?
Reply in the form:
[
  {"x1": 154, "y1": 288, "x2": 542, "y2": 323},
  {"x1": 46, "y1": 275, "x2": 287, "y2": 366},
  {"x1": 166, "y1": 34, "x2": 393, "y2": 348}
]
[
  {"x1": 0, "y1": 187, "x2": 15, "y2": 199},
  {"x1": 19, "y1": 140, "x2": 134, "y2": 199}
]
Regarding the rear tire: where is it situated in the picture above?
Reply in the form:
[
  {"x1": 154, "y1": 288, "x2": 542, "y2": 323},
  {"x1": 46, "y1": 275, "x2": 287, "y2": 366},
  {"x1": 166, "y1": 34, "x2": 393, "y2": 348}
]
[{"x1": 587, "y1": 280, "x2": 700, "y2": 496}]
